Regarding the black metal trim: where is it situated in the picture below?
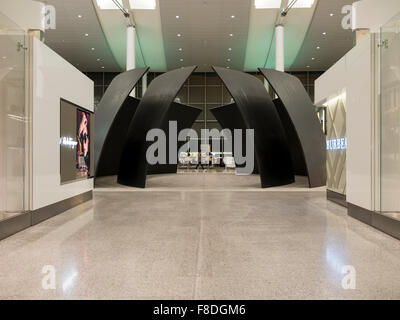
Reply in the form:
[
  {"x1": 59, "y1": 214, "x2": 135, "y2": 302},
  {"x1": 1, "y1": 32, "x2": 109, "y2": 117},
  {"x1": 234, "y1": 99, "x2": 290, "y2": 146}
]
[
  {"x1": 348, "y1": 202, "x2": 400, "y2": 240},
  {"x1": 31, "y1": 191, "x2": 93, "y2": 225},
  {"x1": 327, "y1": 190, "x2": 347, "y2": 208},
  {"x1": 0, "y1": 212, "x2": 31, "y2": 241},
  {"x1": 0, "y1": 191, "x2": 92, "y2": 241}
]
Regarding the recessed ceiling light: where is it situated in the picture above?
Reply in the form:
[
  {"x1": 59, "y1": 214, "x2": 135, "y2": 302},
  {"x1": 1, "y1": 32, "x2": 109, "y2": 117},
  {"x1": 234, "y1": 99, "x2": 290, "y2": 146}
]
[
  {"x1": 231, "y1": 15, "x2": 235, "y2": 18},
  {"x1": 180, "y1": 58, "x2": 183, "y2": 62},
  {"x1": 228, "y1": 48, "x2": 232, "y2": 51},
  {"x1": 311, "y1": 57, "x2": 315, "y2": 60},
  {"x1": 96, "y1": 0, "x2": 123, "y2": 10},
  {"x1": 97, "y1": 58, "x2": 101, "y2": 61},
  {"x1": 226, "y1": 66, "x2": 230, "y2": 69},
  {"x1": 255, "y1": 0, "x2": 314, "y2": 9},
  {"x1": 306, "y1": 65, "x2": 310, "y2": 68},
  {"x1": 330, "y1": 13, "x2": 334, "y2": 17},
  {"x1": 78, "y1": 14, "x2": 82, "y2": 18},
  {"x1": 227, "y1": 58, "x2": 231, "y2": 61},
  {"x1": 255, "y1": 0, "x2": 281, "y2": 9},
  {"x1": 292, "y1": 0, "x2": 315, "y2": 8},
  {"x1": 177, "y1": 33, "x2": 181, "y2": 37},
  {"x1": 91, "y1": 47, "x2": 95, "y2": 51},
  {"x1": 178, "y1": 48, "x2": 182, "y2": 51},
  {"x1": 2, "y1": 56, "x2": 6, "y2": 59},
  {"x1": 229, "y1": 33, "x2": 233, "y2": 37},
  {"x1": 129, "y1": 0, "x2": 156, "y2": 10},
  {"x1": 322, "y1": 32, "x2": 327, "y2": 35},
  {"x1": 316, "y1": 46, "x2": 320, "y2": 49},
  {"x1": 176, "y1": 15, "x2": 180, "y2": 19},
  {"x1": 101, "y1": 66, "x2": 105, "y2": 69},
  {"x1": 85, "y1": 33, "x2": 89, "y2": 37}
]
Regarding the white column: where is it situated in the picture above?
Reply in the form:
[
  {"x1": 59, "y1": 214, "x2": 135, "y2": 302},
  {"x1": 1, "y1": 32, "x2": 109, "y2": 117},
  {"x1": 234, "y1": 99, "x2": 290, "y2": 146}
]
[
  {"x1": 126, "y1": 25, "x2": 136, "y2": 96},
  {"x1": 275, "y1": 24, "x2": 284, "y2": 72},
  {"x1": 126, "y1": 25, "x2": 136, "y2": 70}
]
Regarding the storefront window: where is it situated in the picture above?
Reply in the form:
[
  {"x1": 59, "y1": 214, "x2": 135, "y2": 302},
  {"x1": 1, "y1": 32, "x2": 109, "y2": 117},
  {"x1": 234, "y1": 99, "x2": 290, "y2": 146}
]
[
  {"x1": 380, "y1": 12, "x2": 400, "y2": 220},
  {"x1": 0, "y1": 12, "x2": 26, "y2": 220}
]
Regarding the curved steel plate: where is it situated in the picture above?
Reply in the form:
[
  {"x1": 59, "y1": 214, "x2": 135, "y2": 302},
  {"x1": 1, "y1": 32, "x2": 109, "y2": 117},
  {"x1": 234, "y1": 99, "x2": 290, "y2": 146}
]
[
  {"x1": 118, "y1": 66, "x2": 197, "y2": 187},
  {"x1": 148, "y1": 102, "x2": 202, "y2": 175},
  {"x1": 96, "y1": 97, "x2": 140, "y2": 177},
  {"x1": 259, "y1": 68, "x2": 326, "y2": 187},
  {"x1": 213, "y1": 66, "x2": 294, "y2": 188},
  {"x1": 273, "y1": 98, "x2": 308, "y2": 176},
  {"x1": 210, "y1": 103, "x2": 259, "y2": 173},
  {"x1": 94, "y1": 67, "x2": 148, "y2": 177}
]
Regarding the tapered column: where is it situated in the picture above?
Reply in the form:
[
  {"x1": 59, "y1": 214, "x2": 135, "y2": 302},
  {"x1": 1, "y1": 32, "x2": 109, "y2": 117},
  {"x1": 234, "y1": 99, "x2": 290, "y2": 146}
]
[
  {"x1": 275, "y1": 24, "x2": 284, "y2": 72},
  {"x1": 126, "y1": 25, "x2": 136, "y2": 96}
]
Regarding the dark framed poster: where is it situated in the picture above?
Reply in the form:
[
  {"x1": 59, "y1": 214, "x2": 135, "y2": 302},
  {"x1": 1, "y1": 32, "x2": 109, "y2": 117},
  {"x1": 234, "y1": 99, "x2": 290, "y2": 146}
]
[{"x1": 60, "y1": 98, "x2": 94, "y2": 184}]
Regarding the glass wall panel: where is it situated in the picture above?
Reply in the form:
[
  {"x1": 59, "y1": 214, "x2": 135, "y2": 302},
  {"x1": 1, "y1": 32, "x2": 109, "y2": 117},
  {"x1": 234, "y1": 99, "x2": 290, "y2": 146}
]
[
  {"x1": 0, "y1": 13, "x2": 26, "y2": 220},
  {"x1": 380, "y1": 12, "x2": 400, "y2": 219}
]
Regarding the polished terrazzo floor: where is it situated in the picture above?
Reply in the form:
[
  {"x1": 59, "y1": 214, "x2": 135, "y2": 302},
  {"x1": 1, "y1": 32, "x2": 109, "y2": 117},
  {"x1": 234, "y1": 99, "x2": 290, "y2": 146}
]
[{"x1": 0, "y1": 173, "x2": 400, "y2": 299}]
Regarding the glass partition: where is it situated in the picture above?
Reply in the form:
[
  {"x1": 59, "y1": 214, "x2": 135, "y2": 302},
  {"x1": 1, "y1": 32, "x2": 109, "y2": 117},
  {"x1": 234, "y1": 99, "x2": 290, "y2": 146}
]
[
  {"x1": 0, "y1": 13, "x2": 26, "y2": 220},
  {"x1": 380, "y1": 12, "x2": 400, "y2": 220}
]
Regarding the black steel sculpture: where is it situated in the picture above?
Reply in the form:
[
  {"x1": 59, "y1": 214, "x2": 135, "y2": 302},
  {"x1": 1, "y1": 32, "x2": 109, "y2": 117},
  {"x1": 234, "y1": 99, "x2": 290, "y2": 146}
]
[
  {"x1": 210, "y1": 103, "x2": 259, "y2": 173},
  {"x1": 213, "y1": 66, "x2": 294, "y2": 188},
  {"x1": 259, "y1": 68, "x2": 326, "y2": 187},
  {"x1": 273, "y1": 98, "x2": 308, "y2": 176},
  {"x1": 147, "y1": 102, "x2": 202, "y2": 175},
  {"x1": 94, "y1": 67, "x2": 148, "y2": 177},
  {"x1": 118, "y1": 66, "x2": 197, "y2": 188}
]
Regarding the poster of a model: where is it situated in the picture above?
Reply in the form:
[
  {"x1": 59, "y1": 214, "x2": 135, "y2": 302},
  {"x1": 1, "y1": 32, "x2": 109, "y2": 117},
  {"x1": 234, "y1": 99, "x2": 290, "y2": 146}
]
[{"x1": 76, "y1": 109, "x2": 90, "y2": 178}]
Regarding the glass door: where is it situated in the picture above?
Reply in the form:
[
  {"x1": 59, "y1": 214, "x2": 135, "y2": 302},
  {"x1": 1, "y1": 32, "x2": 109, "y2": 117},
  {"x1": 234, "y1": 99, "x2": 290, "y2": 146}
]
[
  {"x1": 0, "y1": 12, "x2": 26, "y2": 220},
  {"x1": 380, "y1": 12, "x2": 400, "y2": 220}
]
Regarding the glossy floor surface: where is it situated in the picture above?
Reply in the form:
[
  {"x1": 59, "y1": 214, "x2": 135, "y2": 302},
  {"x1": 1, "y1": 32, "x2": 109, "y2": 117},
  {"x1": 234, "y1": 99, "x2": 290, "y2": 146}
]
[{"x1": 1, "y1": 173, "x2": 400, "y2": 299}]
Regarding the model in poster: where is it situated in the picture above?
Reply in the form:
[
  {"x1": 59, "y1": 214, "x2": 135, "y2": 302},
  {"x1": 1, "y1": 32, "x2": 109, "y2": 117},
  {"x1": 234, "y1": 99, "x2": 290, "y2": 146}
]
[{"x1": 77, "y1": 110, "x2": 90, "y2": 177}]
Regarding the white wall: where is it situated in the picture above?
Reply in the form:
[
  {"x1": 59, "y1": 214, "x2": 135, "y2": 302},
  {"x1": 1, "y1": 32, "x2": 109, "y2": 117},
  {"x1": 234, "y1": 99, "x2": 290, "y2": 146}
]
[
  {"x1": 352, "y1": 0, "x2": 400, "y2": 32},
  {"x1": 345, "y1": 36, "x2": 373, "y2": 210},
  {"x1": 0, "y1": 0, "x2": 44, "y2": 32},
  {"x1": 315, "y1": 35, "x2": 375, "y2": 211},
  {"x1": 31, "y1": 37, "x2": 93, "y2": 210},
  {"x1": 315, "y1": 56, "x2": 346, "y2": 105}
]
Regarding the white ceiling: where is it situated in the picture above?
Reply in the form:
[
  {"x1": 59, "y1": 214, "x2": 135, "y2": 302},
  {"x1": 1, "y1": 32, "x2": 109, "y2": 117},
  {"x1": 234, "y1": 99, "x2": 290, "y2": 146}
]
[
  {"x1": 44, "y1": 0, "x2": 120, "y2": 71},
  {"x1": 159, "y1": 0, "x2": 251, "y2": 72},
  {"x1": 42, "y1": 0, "x2": 355, "y2": 73},
  {"x1": 291, "y1": 0, "x2": 354, "y2": 71}
]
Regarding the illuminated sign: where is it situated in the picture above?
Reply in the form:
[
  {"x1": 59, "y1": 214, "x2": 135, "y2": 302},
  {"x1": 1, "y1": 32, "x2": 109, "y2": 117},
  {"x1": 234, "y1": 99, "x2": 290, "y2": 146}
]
[
  {"x1": 60, "y1": 137, "x2": 78, "y2": 148},
  {"x1": 327, "y1": 138, "x2": 347, "y2": 150}
]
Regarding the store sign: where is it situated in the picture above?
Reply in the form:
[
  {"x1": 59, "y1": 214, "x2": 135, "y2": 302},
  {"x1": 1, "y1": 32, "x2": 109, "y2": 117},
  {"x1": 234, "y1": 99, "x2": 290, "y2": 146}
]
[
  {"x1": 60, "y1": 136, "x2": 78, "y2": 148},
  {"x1": 327, "y1": 138, "x2": 347, "y2": 150}
]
